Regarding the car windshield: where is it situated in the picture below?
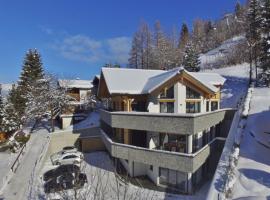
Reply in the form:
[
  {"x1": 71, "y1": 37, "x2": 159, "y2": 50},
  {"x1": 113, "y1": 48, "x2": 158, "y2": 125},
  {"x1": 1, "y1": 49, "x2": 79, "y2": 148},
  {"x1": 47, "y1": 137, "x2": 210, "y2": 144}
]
[
  {"x1": 63, "y1": 146, "x2": 75, "y2": 150},
  {"x1": 63, "y1": 155, "x2": 77, "y2": 159}
]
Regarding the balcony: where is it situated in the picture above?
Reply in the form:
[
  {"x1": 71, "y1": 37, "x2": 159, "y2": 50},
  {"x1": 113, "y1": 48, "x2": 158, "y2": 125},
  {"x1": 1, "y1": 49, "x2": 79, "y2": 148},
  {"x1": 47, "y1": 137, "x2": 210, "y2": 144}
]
[
  {"x1": 100, "y1": 129, "x2": 225, "y2": 173},
  {"x1": 100, "y1": 109, "x2": 236, "y2": 135},
  {"x1": 68, "y1": 92, "x2": 80, "y2": 101}
]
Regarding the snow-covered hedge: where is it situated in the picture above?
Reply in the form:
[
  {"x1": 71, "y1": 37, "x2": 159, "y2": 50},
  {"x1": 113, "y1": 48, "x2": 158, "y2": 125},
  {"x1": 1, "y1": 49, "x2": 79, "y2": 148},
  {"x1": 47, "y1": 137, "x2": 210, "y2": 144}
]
[
  {"x1": 241, "y1": 85, "x2": 254, "y2": 118},
  {"x1": 220, "y1": 83, "x2": 254, "y2": 199}
]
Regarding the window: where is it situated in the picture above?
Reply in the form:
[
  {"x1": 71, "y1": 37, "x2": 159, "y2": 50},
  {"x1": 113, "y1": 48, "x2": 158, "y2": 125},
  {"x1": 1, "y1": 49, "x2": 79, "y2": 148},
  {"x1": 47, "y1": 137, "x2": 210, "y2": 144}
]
[
  {"x1": 159, "y1": 167, "x2": 186, "y2": 192},
  {"x1": 206, "y1": 101, "x2": 209, "y2": 112},
  {"x1": 131, "y1": 101, "x2": 146, "y2": 112},
  {"x1": 160, "y1": 86, "x2": 174, "y2": 99},
  {"x1": 211, "y1": 101, "x2": 218, "y2": 111},
  {"x1": 186, "y1": 102, "x2": 201, "y2": 113},
  {"x1": 149, "y1": 165, "x2": 153, "y2": 171},
  {"x1": 159, "y1": 134, "x2": 186, "y2": 153},
  {"x1": 160, "y1": 102, "x2": 174, "y2": 113},
  {"x1": 186, "y1": 87, "x2": 201, "y2": 99}
]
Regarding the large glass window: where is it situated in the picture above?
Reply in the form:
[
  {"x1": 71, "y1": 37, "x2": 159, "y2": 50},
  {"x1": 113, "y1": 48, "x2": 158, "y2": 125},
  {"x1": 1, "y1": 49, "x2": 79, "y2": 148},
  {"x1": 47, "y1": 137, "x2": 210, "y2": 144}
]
[
  {"x1": 186, "y1": 102, "x2": 201, "y2": 113},
  {"x1": 160, "y1": 86, "x2": 174, "y2": 99},
  {"x1": 159, "y1": 168, "x2": 186, "y2": 192},
  {"x1": 186, "y1": 87, "x2": 201, "y2": 99},
  {"x1": 211, "y1": 101, "x2": 218, "y2": 111},
  {"x1": 131, "y1": 101, "x2": 146, "y2": 112},
  {"x1": 159, "y1": 133, "x2": 186, "y2": 153},
  {"x1": 160, "y1": 102, "x2": 174, "y2": 113}
]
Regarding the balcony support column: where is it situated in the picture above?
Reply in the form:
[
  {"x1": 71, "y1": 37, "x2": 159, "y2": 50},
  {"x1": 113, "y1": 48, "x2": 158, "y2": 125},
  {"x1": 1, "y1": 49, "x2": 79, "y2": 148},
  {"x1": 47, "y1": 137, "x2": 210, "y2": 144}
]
[
  {"x1": 124, "y1": 129, "x2": 131, "y2": 145},
  {"x1": 187, "y1": 172, "x2": 193, "y2": 194},
  {"x1": 187, "y1": 134, "x2": 193, "y2": 154}
]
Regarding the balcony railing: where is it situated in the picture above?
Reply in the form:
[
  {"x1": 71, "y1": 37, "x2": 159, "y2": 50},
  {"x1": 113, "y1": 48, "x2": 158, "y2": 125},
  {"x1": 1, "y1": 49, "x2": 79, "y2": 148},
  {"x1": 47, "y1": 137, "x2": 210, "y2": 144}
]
[
  {"x1": 100, "y1": 129, "x2": 225, "y2": 173},
  {"x1": 100, "y1": 109, "x2": 236, "y2": 135},
  {"x1": 67, "y1": 92, "x2": 80, "y2": 101}
]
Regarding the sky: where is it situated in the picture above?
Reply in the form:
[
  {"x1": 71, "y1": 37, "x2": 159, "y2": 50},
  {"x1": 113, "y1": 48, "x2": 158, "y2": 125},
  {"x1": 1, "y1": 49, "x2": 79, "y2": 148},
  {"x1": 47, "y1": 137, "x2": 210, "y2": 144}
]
[{"x1": 0, "y1": 0, "x2": 246, "y2": 83}]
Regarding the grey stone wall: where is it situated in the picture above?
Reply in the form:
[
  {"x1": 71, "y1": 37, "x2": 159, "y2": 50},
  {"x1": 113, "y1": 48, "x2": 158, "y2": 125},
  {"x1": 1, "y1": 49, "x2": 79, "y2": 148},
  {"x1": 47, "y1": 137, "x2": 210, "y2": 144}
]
[
  {"x1": 100, "y1": 109, "x2": 236, "y2": 135},
  {"x1": 100, "y1": 130, "x2": 224, "y2": 173}
]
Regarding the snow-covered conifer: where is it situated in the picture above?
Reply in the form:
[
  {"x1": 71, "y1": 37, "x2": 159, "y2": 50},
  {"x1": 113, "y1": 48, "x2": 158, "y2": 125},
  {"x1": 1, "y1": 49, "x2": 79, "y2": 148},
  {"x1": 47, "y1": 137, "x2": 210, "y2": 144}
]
[
  {"x1": 17, "y1": 49, "x2": 45, "y2": 116},
  {"x1": 1, "y1": 85, "x2": 21, "y2": 132},
  {"x1": 0, "y1": 85, "x2": 4, "y2": 131},
  {"x1": 25, "y1": 73, "x2": 69, "y2": 132},
  {"x1": 260, "y1": 0, "x2": 270, "y2": 71},
  {"x1": 182, "y1": 42, "x2": 201, "y2": 72}
]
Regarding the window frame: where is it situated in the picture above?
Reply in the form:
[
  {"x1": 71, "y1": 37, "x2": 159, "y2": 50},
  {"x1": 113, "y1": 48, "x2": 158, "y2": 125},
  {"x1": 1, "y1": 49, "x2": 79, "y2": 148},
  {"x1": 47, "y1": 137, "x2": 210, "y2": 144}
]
[
  {"x1": 211, "y1": 101, "x2": 218, "y2": 111},
  {"x1": 186, "y1": 101, "x2": 201, "y2": 113},
  {"x1": 160, "y1": 101, "x2": 174, "y2": 113},
  {"x1": 186, "y1": 87, "x2": 201, "y2": 99}
]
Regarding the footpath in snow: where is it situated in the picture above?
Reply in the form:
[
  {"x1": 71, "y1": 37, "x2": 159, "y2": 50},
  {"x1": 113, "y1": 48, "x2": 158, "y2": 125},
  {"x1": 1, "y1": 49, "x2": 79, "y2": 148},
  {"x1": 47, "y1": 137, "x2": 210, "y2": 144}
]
[
  {"x1": 0, "y1": 127, "x2": 50, "y2": 200},
  {"x1": 232, "y1": 87, "x2": 270, "y2": 200}
]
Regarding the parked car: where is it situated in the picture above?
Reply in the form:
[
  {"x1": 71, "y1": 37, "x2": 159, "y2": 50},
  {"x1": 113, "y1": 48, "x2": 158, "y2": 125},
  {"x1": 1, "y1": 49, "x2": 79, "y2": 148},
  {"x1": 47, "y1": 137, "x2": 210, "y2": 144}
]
[
  {"x1": 43, "y1": 164, "x2": 80, "y2": 182},
  {"x1": 62, "y1": 146, "x2": 78, "y2": 153},
  {"x1": 51, "y1": 152, "x2": 84, "y2": 165},
  {"x1": 44, "y1": 173, "x2": 87, "y2": 193}
]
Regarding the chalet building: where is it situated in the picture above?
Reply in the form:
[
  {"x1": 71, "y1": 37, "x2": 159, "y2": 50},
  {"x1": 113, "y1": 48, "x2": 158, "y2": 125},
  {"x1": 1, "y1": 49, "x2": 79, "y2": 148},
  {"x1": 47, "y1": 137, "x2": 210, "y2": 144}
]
[
  {"x1": 97, "y1": 67, "x2": 236, "y2": 194},
  {"x1": 58, "y1": 79, "x2": 93, "y2": 105},
  {"x1": 58, "y1": 79, "x2": 93, "y2": 129}
]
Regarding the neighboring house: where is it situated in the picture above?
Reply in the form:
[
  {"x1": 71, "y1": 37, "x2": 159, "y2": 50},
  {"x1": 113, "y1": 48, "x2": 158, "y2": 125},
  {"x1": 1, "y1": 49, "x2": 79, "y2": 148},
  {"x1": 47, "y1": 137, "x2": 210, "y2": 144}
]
[
  {"x1": 97, "y1": 67, "x2": 236, "y2": 194},
  {"x1": 58, "y1": 79, "x2": 93, "y2": 105},
  {"x1": 58, "y1": 79, "x2": 93, "y2": 129}
]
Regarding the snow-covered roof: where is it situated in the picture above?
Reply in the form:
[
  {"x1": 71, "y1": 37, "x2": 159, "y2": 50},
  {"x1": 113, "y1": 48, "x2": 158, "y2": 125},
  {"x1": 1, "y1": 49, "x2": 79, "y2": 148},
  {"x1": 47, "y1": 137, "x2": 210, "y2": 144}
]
[
  {"x1": 143, "y1": 67, "x2": 182, "y2": 93},
  {"x1": 58, "y1": 79, "x2": 93, "y2": 89},
  {"x1": 101, "y1": 68, "x2": 164, "y2": 94},
  {"x1": 189, "y1": 72, "x2": 226, "y2": 86},
  {"x1": 101, "y1": 67, "x2": 226, "y2": 95}
]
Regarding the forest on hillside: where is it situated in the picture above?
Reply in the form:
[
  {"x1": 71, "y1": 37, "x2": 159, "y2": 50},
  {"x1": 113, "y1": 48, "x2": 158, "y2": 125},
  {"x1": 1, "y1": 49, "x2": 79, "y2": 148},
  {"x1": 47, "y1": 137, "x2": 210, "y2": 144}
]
[{"x1": 127, "y1": 0, "x2": 270, "y2": 73}]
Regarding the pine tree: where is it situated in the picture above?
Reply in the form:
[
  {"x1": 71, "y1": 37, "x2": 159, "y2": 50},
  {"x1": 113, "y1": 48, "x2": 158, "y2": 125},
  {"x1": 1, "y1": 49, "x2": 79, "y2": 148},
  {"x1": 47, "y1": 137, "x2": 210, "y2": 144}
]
[
  {"x1": 178, "y1": 23, "x2": 189, "y2": 50},
  {"x1": 260, "y1": 0, "x2": 270, "y2": 71},
  {"x1": 1, "y1": 85, "x2": 22, "y2": 132},
  {"x1": 17, "y1": 49, "x2": 45, "y2": 116},
  {"x1": 182, "y1": 42, "x2": 201, "y2": 72},
  {"x1": 235, "y1": 1, "x2": 243, "y2": 19},
  {"x1": 246, "y1": 0, "x2": 262, "y2": 78},
  {"x1": 19, "y1": 49, "x2": 44, "y2": 89},
  {"x1": 0, "y1": 85, "x2": 4, "y2": 131}
]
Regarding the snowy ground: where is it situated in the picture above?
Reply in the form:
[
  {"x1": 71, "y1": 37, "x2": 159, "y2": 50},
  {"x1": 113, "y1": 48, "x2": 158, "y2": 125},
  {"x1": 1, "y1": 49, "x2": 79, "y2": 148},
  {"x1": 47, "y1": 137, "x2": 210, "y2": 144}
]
[
  {"x1": 0, "y1": 151, "x2": 19, "y2": 190},
  {"x1": 232, "y1": 87, "x2": 270, "y2": 200},
  {"x1": 0, "y1": 125, "x2": 50, "y2": 200},
  {"x1": 34, "y1": 151, "x2": 210, "y2": 200},
  {"x1": 200, "y1": 35, "x2": 245, "y2": 69},
  {"x1": 205, "y1": 63, "x2": 250, "y2": 108},
  {"x1": 66, "y1": 111, "x2": 100, "y2": 130}
]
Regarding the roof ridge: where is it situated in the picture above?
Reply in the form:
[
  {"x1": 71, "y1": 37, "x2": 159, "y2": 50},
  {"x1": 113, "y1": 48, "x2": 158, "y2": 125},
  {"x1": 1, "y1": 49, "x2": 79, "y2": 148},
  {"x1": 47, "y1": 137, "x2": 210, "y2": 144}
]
[{"x1": 101, "y1": 67, "x2": 164, "y2": 72}]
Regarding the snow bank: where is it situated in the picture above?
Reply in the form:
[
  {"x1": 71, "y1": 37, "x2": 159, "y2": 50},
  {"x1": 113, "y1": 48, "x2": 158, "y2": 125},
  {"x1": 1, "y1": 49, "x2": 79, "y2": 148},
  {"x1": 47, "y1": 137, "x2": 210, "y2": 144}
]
[
  {"x1": 217, "y1": 84, "x2": 254, "y2": 199},
  {"x1": 241, "y1": 86, "x2": 254, "y2": 118},
  {"x1": 66, "y1": 111, "x2": 100, "y2": 130}
]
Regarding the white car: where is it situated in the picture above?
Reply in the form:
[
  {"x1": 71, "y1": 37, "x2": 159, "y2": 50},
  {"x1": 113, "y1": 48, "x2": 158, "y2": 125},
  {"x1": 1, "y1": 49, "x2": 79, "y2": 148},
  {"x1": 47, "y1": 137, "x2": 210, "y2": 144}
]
[{"x1": 51, "y1": 152, "x2": 84, "y2": 165}]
